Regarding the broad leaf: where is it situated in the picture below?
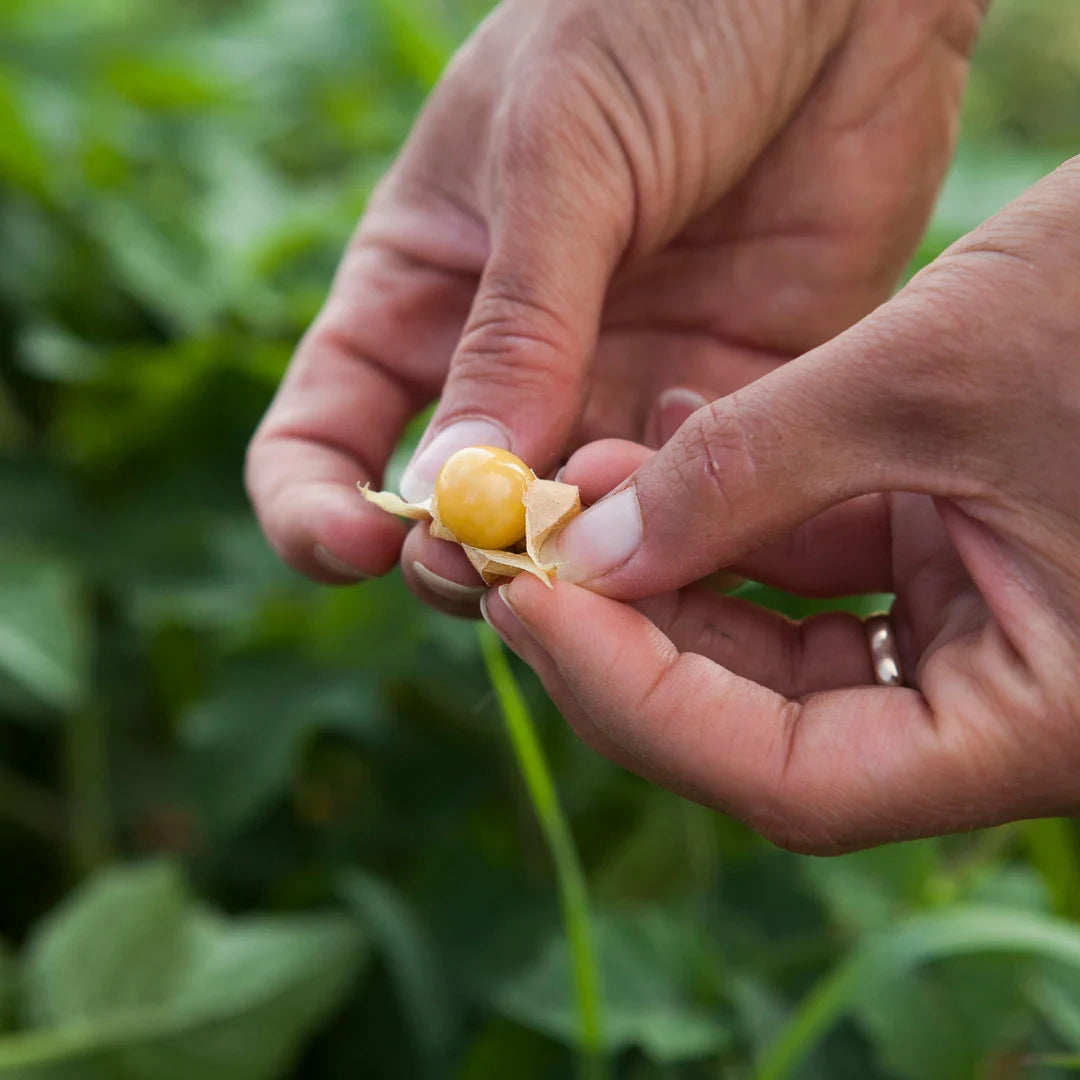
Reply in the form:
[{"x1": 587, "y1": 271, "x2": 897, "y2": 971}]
[
  {"x1": 0, "y1": 861, "x2": 365, "y2": 1080},
  {"x1": 181, "y1": 658, "x2": 385, "y2": 835},
  {"x1": 799, "y1": 841, "x2": 938, "y2": 934},
  {"x1": 759, "y1": 906, "x2": 1080, "y2": 1080},
  {"x1": 336, "y1": 869, "x2": 456, "y2": 1072},
  {"x1": 22, "y1": 862, "x2": 190, "y2": 1025},
  {"x1": 0, "y1": 545, "x2": 89, "y2": 714},
  {"x1": 854, "y1": 961, "x2": 1031, "y2": 1080},
  {"x1": 492, "y1": 909, "x2": 730, "y2": 1063}
]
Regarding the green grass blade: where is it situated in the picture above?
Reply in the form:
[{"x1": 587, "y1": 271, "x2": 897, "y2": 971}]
[
  {"x1": 757, "y1": 906, "x2": 1080, "y2": 1080},
  {"x1": 478, "y1": 625, "x2": 608, "y2": 1078}
]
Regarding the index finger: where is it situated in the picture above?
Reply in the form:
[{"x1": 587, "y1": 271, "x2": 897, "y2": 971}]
[{"x1": 246, "y1": 239, "x2": 472, "y2": 581}]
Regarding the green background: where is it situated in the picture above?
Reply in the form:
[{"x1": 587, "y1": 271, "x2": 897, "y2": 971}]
[{"x1": 2, "y1": 0, "x2": 1080, "y2": 1076}]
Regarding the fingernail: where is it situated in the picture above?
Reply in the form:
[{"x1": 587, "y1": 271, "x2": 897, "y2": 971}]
[
  {"x1": 479, "y1": 587, "x2": 506, "y2": 635},
  {"x1": 412, "y1": 561, "x2": 487, "y2": 603},
  {"x1": 653, "y1": 388, "x2": 709, "y2": 445},
  {"x1": 314, "y1": 544, "x2": 368, "y2": 580},
  {"x1": 400, "y1": 419, "x2": 510, "y2": 502},
  {"x1": 481, "y1": 584, "x2": 532, "y2": 652},
  {"x1": 556, "y1": 486, "x2": 642, "y2": 583}
]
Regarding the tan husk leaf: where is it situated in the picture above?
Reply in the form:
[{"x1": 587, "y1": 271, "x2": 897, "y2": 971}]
[
  {"x1": 357, "y1": 487, "x2": 433, "y2": 521},
  {"x1": 358, "y1": 477, "x2": 581, "y2": 586}
]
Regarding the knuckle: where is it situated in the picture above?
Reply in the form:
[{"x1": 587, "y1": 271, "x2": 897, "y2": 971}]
[
  {"x1": 451, "y1": 279, "x2": 582, "y2": 399},
  {"x1": 740, "y1": 700, "x2": 859, "y2": 856},
  {"x1": 663, "y1": 396, "x2": 765, "y2": 537},
  {"x1": 893, "y1": 211, "x2": 1080, "y2": 483},
  {"x1": 493, "y1": 22, "x2": 639, "y2": 232},
  {"x1": 854, "y1": 273, "x2": 1013, "y2": 481},
  {"x1": 931, "y1": 0, "x2": 989, "y2": 60},
  {"x1": 498, "y1": 36, "x2": 605, "y2": 168}
]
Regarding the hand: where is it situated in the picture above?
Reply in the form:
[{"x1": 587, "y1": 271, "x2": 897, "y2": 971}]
[
  {"x1": 483, "y1": 157, "x2": 1080, "y2": 852},
  {"x1": 246, "y1": 0, "x2": 982, "y2": 614}
]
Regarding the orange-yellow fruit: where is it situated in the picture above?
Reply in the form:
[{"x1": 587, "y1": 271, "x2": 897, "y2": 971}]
[{"x1": 435, "y1": 446, "x2": 534, "y2": 549}]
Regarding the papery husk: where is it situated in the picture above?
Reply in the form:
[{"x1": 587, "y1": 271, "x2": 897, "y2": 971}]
[
  {"x1": 358, "y1": 487, "x2": 433, "y2": 521},
  {"x1": 358, "y1": 477, "x2": 581, "y2": 587}
]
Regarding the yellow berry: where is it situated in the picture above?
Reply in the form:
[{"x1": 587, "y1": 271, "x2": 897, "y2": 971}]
[{"x1": 435, "y1": 445, "x2": 534, "y2": 550}]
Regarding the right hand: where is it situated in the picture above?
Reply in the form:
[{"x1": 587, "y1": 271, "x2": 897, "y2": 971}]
[
  {"x1": 487, "y1": 157, "x2": 1080, "y2": 852},
  {"x1": 246, "y1": 0, "x2": 984, "y2": 615}
]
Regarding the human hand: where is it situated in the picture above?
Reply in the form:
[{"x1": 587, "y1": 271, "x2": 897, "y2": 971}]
[
  {"x1": 246, "y1": 0, "x2": 982, "y2": 614},
  {"x1": 483, "y1": 158, "x2": 1080, "y2": 852}
]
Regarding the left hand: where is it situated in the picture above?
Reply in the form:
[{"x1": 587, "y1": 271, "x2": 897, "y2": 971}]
[
  {"x1": 245, "y1": 0, "x2": 978, "y2": 615},
  {"x1": 482, "y1": 157, "x2": 1080, "y2": 853}
]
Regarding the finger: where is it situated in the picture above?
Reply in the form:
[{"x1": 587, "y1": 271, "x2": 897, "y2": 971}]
[
  {"x1": 563, "y1": 439, "x2": 893, "y2": 596},
  {"x1": 550, "y1": 282, "x2": 991, "y2": 599},
  {"x1": 502, "y1": 575, "x2": 1047, "y2": 853},
  {"x1": 645, "y1": 387, "x2": 712, "y2": 448},
  {"x1": 551, "y1": 162, "x2": 1080, "y2": 600},
  {"x1": 480, "y1": 586, "x2": 641, "y2": 773},
  {"x1": 634, "y1": 585, "x2": 875, "y2": 697},
  {"x1": 735, "y1": 495, "x2": 893, "y2": 596},
  {"x1": 562, "y1": 439, "x2": 653, "y2": 504},
  {"x1": 401, "y1": 527, "x2": 486, "y2": 618},
  {"x1": 247, "y1": 243, "x2": 471, "y2": 581},
  {"x1": 396, "y1": 105, "x2": 632, "y2": 502}
]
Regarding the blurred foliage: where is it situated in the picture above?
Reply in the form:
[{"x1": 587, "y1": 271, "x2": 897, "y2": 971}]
[{"x1": 1, "y1": 0, "x2": 1079, "y2": 1077}]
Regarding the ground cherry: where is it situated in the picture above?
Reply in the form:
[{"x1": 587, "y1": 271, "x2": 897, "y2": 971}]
[{"x1": 434, "y1": 445, "x2": 535, "y2": 549}]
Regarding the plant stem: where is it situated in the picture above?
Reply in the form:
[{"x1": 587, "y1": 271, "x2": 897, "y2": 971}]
[
  {"x1": 0, "y1": 762, "x2": 66, "y2": 842},
  {"x1": 478, "y1": 625, "x2": 608, "y2": 1080},
  {"x1": 63, "y1": 706, "x2": 112, "y2": 874}
]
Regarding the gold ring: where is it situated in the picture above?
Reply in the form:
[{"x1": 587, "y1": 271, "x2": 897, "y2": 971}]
[{"x1": 865, "y1": 613, "x2": 904, "y2": 687}]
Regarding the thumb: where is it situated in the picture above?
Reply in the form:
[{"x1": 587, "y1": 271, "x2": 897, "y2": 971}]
[
  {"x1": 552, "y1": 294, "x2": 980, "y2": 599},
  {"x1": 398, "y1": 162, "x2": 628, "y2": 502}
]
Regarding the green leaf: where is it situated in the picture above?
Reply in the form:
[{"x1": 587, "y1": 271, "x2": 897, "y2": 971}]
[
  {"x1": 735, "y1": 583, "x2": 893, "y2": 622},
  {"x1": 103, "y1": 57, "x2": 230, "y2": 112},
  {"x1": 798, "y1": 841, "x2": 938, "y2": 934},
  {"x1": 22, "y1": 861, "x2": 190, "y2": 1025},
  {"x1": 1029, "y1": 965, "x2": 1080, "y2": 1047},
  {"x1": 930, "y1": 142, "x2": 1064, "y2": 242},
  {"x1": 758, "y1": 906, "x2": 1080, "y2": 1080},
  {"x1": 0, "y1": 66, "x2": 49, "y2": 198},
  {"x1": 854, "y1": 956, "x2": 1033, "y2": 1080},
  {"x1": 181, "y1": 658, "x2": 384, "y2": 836},
  {"x1": 1027, "y1": 1055, "x2": 1080, "y2": 1071},
  {"x1": 81, "y1": 198, "x2": 215, "y2": 333},
  {"x1": 336, "y1": 869, "x2": 456, "y2": 1072},
  {"x1": 372, "y1": 0, "x2": 457, "y2": 88},
  {"x1": 0, "y1": 544, "x2": 90, "y2": 713},
  {"x1": 0, "y1": 943, "x2": 14, "y2": 1033},
  {"x1": 493, "y1": 909, "x2": 731, "y2": 1063},
  {"x1": 0, "y1": 860, "x2": 365, "y2": 1079},
  {"x1": 1022, "y1": 818, "x2": 1080, "y2": 919}
]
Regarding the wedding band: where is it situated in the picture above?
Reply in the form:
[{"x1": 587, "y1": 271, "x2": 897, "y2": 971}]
[{"x1": 865, "y1": 613, "x2": 904, "y2": 687}]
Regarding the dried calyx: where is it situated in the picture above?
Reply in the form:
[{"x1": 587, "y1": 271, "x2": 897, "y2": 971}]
[{"x1": 359, "y1": 446, "x2": 581, "y2": 586}]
